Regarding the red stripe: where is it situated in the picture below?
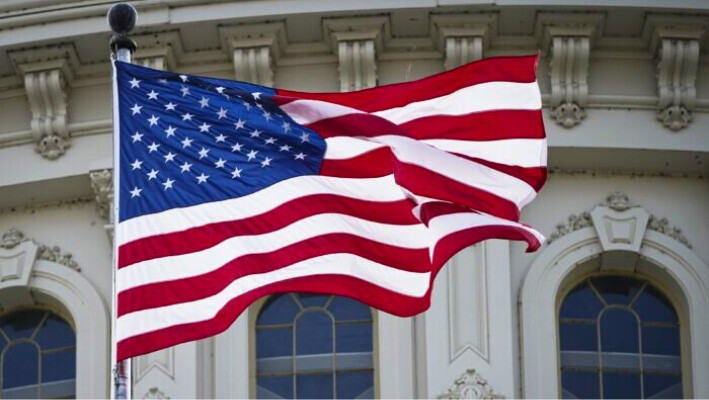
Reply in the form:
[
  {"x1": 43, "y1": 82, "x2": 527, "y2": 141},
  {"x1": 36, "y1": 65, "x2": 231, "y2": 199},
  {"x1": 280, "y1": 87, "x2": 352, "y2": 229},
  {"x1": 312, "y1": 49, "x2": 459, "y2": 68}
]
[
  {"x1": 321, "y1": 147, "x2": 393, "y2": 178},
  {"x1": 310, "y1": 110, "x2": 545, "y2": 141},
  {"x1": 452, "y1": 154, "x2": 547, "y2": 192},
  {"x1": 275, "y1": 55, "x2": 538, "y2": 112},
  {"x1": 118, "y1": 233, "x2": 430, "y2": 316},
  {"x1": 119, "y1": 195, "x2": 417, "y2": 268},
  {"x1": 118, "y1": 274, "x2": 432, "y2": 361}
]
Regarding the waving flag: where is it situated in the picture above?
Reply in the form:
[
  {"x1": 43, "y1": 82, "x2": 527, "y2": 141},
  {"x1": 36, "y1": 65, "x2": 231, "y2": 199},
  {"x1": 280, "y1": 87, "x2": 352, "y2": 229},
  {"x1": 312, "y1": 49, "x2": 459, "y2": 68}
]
[{"x1": 114, "y1": 55, "x2": 546, "y2": 360}]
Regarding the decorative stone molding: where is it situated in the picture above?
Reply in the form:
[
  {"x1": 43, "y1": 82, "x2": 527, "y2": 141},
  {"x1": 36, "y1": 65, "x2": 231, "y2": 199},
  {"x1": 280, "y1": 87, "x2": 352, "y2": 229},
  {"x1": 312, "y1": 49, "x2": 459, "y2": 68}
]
[
  {"x1": 438, "y1": 369, "x2": 504, "y2": 399},
  {"x1": 323, "y1": 17, "x2": 389, "y2": 92},
  {"x1": 431, "y1": 14, "x2": 497, "y2": 70},
  {"x1": 143, "y1": 387, "x2": 170, "y2": 399},
  {"x1": 220, "y1": 23, "x2": 286, "y2": 86},
  {"x1": 648, "y1": 215, "x2": 692, "y2": 249},
  {"x1": 645, "y1": 16, "x2": 704, "y2": 131},
  {"x1": 89, "y1": 168, "x2": 115, "y2": 241},
  {"x1": 548, "y1": 212, "x2": 592, "y2": 243},
  {"x1": 537, "y1": 13, "x2": 603, "y2": 128},
  {"x1": 8, "y1": 44, "x2": 79, "y2": 159},
  {"x1": 135, "y1": 348, "x2": 175, "y2": 382},
  {"x1": 133, "y1": 31, "x2": 184, "y2": 72},
  {"x1": 1, "y1": 228, "x2": 80, "y2": 271},
  {"x1": 0, "y1": 228, "x2": 26, "y2": 249}
]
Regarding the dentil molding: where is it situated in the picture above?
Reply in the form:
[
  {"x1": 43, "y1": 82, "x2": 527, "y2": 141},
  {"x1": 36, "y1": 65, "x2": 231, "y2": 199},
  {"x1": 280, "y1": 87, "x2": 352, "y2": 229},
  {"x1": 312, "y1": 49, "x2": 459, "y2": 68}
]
[
  {"x1": 537, "y1": 13, "x2": 604, "y2": 128},
  {"x1": 431, "y1": 14, "x2": 498, "y2": 70},
  {"x1": 438, "y1": 369, "x2": 504, "y2": 399},
  {"x1": 219, "y1": 22, "x2": 286, "y2": 87},
  {"x1": 8, "y1": 44, "x2": 79, "y2": 159}
]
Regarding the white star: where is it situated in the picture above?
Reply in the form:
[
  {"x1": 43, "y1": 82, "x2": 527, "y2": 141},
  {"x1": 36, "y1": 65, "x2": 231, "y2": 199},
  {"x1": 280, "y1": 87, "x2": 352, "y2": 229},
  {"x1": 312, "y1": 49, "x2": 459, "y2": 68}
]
[
  {"x1": 214, "y1": 158, "x2": 226, "y2": 169},
  {"x1": 249, "y1": 129, "x2": 262, "y2": 138},
  {"x1": 147, "y1": 169, "x2": 159, "y2": 180},
  {"x1": 179, "y1": 162, "x2": 193, "y2": 173},
  {"x1": 198, "y1": 147, "x2": 210, "y2": 159},
  {"x1": 216, "y1": 108, "x2": 228, "y2": 119},
  {"x1": 164, "y1": 152, "x2": 176, "y2": 163},
  {"x1": 300, "y1": 132, "x2": 310, "y2": 143},
  {"x1": 294, "y1": 152, "x2": 306, "y2": 160},
  {"x1": 148, "y1": 115, "x2": 160, "y2": 127},
  {"x1": 261, "y1": 157, "x2": 272, "y2": 168},
  {"x1": 131, "y1": 131, "x2": 143, "y2": 143},
  {"x1": 164, "y1": 125, "x2": 177, "y2": 137},
  {"x1": 130, "y1": 186, "x2": 142, "y2": 198},
  {"x1": 199, "y1": 97, "x2": 209, "y2": 108},
  {"x1": 147, "y1": 90, "x2": 159, "y2": 100},
  {"x1": 262, "y1": 111, "x2": 272, "y2": 121},
  {"x1": 242, "y1": 101, "x2": 252, "y2": 111},
  {"x1": 215, "y1": 133, "x2": 227, "y2": 143},
  {"x1": 165, "y1": 102, "x2": 177, "y2": 111},
  {"x1": 246, "y1": 150, "x2": 258, "y2": 161},
  {"x1": 158, "y1": 78, "x2": 168, "y2": 84},
  {"x1": 231, "y1": 142, "x2": 243, "y2": 152},
  {"x1": 182, "y1": 112, "x2": 193, "y2": 121},
  {"x1": 231, "y1": 167, "x2": 243, "y2": 179},
  {"x1": 179, "y1": 75, "x2": 188, "y2": 82},
  {"x1": 279, "y1": 144, "x2": 292, "y2": 152},
  {"x1": 130, "y1": 103, "x2": 142, "y2": 115},
  {"x1": 252, "y1": 92, "x2": 261, "y2": 100},
  {"x1": 129, "y1": 77, "x2": 141, "y2": 88},
  {"x1": 163, "y1": 178, "x2": 175, "y2": 190},
  {"x1": 215, "y1": 87, "x2": 225, "y2": 94},
  {"x1": 147, "y1": 142, "x2": 160, "y2": 153},
  {"x1": 196, "y1": 173, "x2": 209, "y2": 184},
  {"x1": 282, "y1": 122, "x2": 291, "y2": 132},
  {"x1": 130, "y1": 159, "x2": 143, "y2": 170},
  {"x1": 199, "y1": 122, "x2": 211, "y2": 133},
  {"x1": 181, "y1": 137, "x2": 193, "y2": 148},
  {"x1": 234, "y1": 119, "x2": 246, "y2": 130},
  {"x1": 256, "y1": 103, "x2": 264, "y2": 110},
  {"x1": 264, "y1": 137, "x2": 276, "y2": 145},
  {"x1": 180, "y1": 86, "x2": 190, "y2": 97}
]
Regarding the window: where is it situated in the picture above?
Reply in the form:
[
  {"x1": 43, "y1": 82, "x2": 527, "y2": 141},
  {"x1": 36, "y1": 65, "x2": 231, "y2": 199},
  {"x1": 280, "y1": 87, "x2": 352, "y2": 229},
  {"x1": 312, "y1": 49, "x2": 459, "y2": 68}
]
[
  {"x1": 559, "y1": 276, "x2": 682, "y2": 399},
  {"x1": 0, "y1": 309, "x2": 76, "y2": 399},
  {"x1": 255, "y1": 293, "x2": 374, "y2": 399}
]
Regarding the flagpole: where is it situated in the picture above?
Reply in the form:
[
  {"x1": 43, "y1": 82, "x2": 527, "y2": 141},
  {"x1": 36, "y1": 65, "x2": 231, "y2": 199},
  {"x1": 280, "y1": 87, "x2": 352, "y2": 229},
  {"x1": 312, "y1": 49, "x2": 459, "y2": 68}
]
[{"x1": 108, "y1": 3, "x2": 137, "y2": 399}]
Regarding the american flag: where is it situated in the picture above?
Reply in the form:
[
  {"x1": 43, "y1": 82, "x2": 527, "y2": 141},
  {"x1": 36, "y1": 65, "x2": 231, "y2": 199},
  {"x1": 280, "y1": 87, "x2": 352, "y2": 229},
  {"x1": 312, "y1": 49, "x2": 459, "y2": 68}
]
[{"x1": 114, "y1": 55, "x2": 546, "y2": 361}]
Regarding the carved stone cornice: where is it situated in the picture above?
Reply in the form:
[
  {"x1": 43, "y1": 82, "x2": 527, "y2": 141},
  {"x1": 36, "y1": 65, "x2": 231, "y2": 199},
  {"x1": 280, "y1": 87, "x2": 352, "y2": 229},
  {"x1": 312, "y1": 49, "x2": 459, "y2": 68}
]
[
  {"x1": 1, "y1": 228, "x2": 79, "y2": 271},
  {"x1": 220, "y1": 22, "x2": 286, "y2": 86},
  {"x1": 644, "y1": 16, "x2": 705, "y2": 132},
  {"x1": 133, "y1": 31, "x2": 184, "y2": 71},
  {"x1": 536, "y1": 13, "x2": 604, "y2": 128},
  {"x1": 8, "y1": 44, "x2": 79, "y2": 159},
  {"x1": 438, "y1": 369, "x2": 504, "y2": 399},
  {"x1": 89, "y1": 169, "x2": 115, "y2": 242},
  {"x1": 431, "y1": 14, "x2": 498, "y2": 70},
  {"x1": 323, "y1": 17, "x2": 389, "y2": 92}
]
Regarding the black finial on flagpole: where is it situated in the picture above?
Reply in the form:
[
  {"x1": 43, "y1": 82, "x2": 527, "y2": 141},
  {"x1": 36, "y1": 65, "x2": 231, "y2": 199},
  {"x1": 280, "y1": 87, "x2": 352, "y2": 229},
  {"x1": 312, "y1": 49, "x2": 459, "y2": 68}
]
[{"x1": 108, "y1": 3, "x2": 137, "y2": 55}]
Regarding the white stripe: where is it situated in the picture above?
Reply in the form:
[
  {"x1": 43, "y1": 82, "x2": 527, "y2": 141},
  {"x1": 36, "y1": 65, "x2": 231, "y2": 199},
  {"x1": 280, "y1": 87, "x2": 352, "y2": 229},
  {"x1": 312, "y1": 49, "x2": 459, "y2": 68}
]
[
  {"x1": 117, "y1": 253, "x2": 431, "y2": 341},
  {"x1": 428, "y1": 211, "x2": 545, "y2": 246},
  {"x1": 371, "y1": 135, "x2": 538, "y2": 208},
  {"x1": 282, "y1": 81, "x2": 541, "y2": 126},
  {"x1": 421, "y1": 138, "x2": 547, "y2": 168},
  {"x1": 117, "y1": 175, "x2": 407, "y2": 246},
  {"x1": 324, "y1": 137, "x2": 387, "y2": 160},
  {"x1": 118, "y1": 213, "x2": 428, "y2": 291}
]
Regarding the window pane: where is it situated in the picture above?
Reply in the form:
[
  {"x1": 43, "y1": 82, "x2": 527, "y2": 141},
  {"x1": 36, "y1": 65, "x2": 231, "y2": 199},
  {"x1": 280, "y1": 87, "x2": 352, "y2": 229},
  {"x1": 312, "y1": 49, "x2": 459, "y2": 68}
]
[
  {"x1": 296, "y1": 312, "x2": 333, "y2": 355},
  {"x1": 642, "y1": 326, "x2": 680, "y2": 357},
  {"x1": 559, "y1": 323, "x2": 597, "y2": 352},
  {"x1": 0, "y1": 310, "x2": 45, "y2": 340},
  {"x1": 35, "y1": 314, "x2": 75, "y2": 350},
  {"x1": 3, "y1": 342, "x2": 39, "y2": 389},
  {"x1": 336, "y1": 323, "x2": 372, "y2": 353},
  {"x1": 600, "y1": 308, "x2": 639, "y2": 353},
  {"x1": 297, "y1": 293, "x2": 330, "y2": 308},
  {"x1": 258, "y1": 295, "x2": 300, "y2": 326},
  {"x1": 559, "y1": 283, "x2": 604, "y2": 319},
  {"x1": 329, "y1": 297, "x2": 372, "y2": 321},
  {"x1": 337, "y1": 371, "x2": 374, "y2": 399},
  {"x1": 633, "y1": 287, "x2": 678, "y2": 323},
  {"x1": 643, "y1": 373, "x2": 682, "y2": 399},
  {"x1": 296, "y1": 373, "x2": 333, "y2": 399},
  {"x1": 257, "y1": 328, "x2": 292, "y2": 359},
  {"x1": 561, "y1": 370, "x2": 599, "y2": 399},
  {"x1": 602, "y1": 372, "x2": 641, "y2": 399},
  {"x1": 42, "y1": 350, "x2": 76, "y2": 383},
  {"x1": 257, "y1": 375, "x2": 293, "y2": 399},
  {"x1": 592, "y1": 276, "x2": 643, "y2": 305}
]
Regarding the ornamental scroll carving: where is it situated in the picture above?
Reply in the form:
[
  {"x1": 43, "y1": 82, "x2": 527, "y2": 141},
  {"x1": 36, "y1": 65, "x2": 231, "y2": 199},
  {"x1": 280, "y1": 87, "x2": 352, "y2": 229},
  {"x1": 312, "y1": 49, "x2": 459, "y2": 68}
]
[
  {"x1": 438, "y1": 369, "x2": 504, "y2": 399},
  {"x1": 1, "y1": 228, "x2": 80, "y2": 271}
]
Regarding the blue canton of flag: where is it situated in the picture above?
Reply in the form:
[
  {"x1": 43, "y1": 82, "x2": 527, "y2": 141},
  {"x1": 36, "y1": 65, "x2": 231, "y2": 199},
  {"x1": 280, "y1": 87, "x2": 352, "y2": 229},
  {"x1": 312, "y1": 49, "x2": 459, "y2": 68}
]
[{"x1": 115, "y1": 61, "x2": 326, "y2": 222}]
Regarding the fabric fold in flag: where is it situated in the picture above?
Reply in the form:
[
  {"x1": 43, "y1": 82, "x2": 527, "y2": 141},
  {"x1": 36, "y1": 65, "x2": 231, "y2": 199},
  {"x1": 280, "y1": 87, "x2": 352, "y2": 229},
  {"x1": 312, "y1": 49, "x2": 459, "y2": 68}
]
[{"x1": 113, "y1": 55, "x2": 547, "y2": 361}]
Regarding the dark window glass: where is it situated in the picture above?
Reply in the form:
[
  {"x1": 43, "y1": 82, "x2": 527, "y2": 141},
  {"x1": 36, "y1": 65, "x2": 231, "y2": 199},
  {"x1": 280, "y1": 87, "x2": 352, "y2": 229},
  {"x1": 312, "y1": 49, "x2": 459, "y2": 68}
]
[
  {"x1": 257, "y1": 295, "x2": 300, "y2": 326},
  {"x1": 296, "y1": 374, "x2": 333, "y2": 399},
  {"x1": 295, "y1": 312, "x2": 333, "y2": 355},
  {"x1": 337, "y1": 371, "x2": 374, "y2": 399},
  {"x1": 3, "y1": 343, "x2": 39, "y2": 389},
  {"x1": 559, "y1": 277, "x2": 682, "y2": 399}
]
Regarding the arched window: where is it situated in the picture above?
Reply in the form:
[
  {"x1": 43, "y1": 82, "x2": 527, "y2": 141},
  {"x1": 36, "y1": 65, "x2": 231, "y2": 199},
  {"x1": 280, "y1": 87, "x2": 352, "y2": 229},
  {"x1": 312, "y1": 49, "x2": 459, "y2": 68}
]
[
  {"x1": 255, "y1": 293, "x2": 374, "y2": 399},
  {"x1": 559, "y1": 276, "x2": 682, "y2": 399},
  {"x1": 0, "y1": 309, "x2": 76, "y2": 399}
]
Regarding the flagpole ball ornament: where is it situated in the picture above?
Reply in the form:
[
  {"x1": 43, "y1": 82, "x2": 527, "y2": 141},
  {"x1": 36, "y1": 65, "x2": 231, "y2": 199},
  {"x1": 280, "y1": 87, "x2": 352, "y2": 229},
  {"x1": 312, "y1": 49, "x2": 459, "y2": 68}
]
[{"x1": 108, "y1": 3, "x2": 137, "y2": 54}]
